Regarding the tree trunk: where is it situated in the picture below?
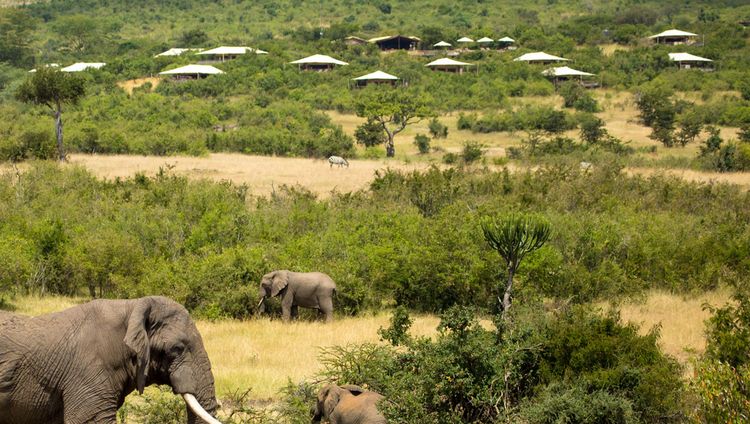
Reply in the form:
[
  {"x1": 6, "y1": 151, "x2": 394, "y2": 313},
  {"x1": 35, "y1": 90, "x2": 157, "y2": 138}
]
[
  {"x1": 386, "y1": 137, "x2": 395, "y2": 157},
  {"x1": 54, "y1": 104, "x2": 65, "y2": 161},
  {"x1": 502, "y1": 264, "x2": 514, "y2": 314}
]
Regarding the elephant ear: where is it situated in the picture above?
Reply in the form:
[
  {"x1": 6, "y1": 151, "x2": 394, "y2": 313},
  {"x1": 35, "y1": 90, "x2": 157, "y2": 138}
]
[
  {"x1": 323, "y1": 385, "x2": 342, "y2": 418},
  {"x1": 341, "y1": 384, "x2": 366, "y2": 396},
  {"x1": 124, "y1": 298, "x2": 152, "y2": 394},
  {"x1": 271, "y1": 271, "x2": 289, "y2": 297}
]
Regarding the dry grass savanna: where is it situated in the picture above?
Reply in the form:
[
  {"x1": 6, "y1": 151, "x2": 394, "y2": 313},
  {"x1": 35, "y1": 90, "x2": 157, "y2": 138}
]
[
  {"x1": 10, "y1": 289, "x2": 732, "y2": 401},
  {"x1": 116, "y1": 77, "x2": 161, "y2": 95}
]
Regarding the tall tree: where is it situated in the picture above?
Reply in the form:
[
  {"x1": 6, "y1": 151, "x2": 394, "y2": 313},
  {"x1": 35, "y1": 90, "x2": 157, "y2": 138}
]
[
  {"x1": 0, "y1": 8, "x2": 37, "y2": 67},
  {"x1": 16, "y1": 68, "x2": 86, "y2": 161},
  {"x1": 355, "y1": 88, "x2": 433, "y2": 157},
  {"x1": 482, "y1": 214, "x2": 551, "y2": 316}
]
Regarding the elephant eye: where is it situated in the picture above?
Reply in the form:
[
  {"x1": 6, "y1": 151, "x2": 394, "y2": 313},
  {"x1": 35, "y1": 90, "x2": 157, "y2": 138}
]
[{"x1": 169, "y1": 344, "x2": 185, "y2": 357}]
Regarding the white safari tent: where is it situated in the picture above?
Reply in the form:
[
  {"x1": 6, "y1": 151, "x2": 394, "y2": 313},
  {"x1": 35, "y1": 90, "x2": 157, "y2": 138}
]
[
  {"x1": 155, "y1": 48, "x2": 200, "y2": 58},
  {"x1": 649, "y1": 29, "x2": 698, "y2": 45},
  {"x1": 433, "y1": 41, "x2": 452, "y2": 48},
  {"x1": 668, "y1": 52, "x2": 713, "y2": 70},
  {"x1": 542, "y1": 66, "x2": 598, "y2": 87},
  {"x1": 290, "y1": 54, "x2": 349, "y2": 71},
  {"x1": 457, "y1": 37, "x2": 474, "y2": 43},
  {"x1": 159, "y1": 64, "x2": 224, "y2": 79},
  {"x1": 352, "y1": 70, "x2": 399, "y2": 87},
  {"x1": 61, "y1": 62, "x2": 106, "y2": 72},
  {"x1": 514, "y1": 51, "x2": 570, "y2": 64},
  {"x1": 425, "y1": 57, "x2": 474, "y2": 74},
  {"x1": 197, "y1": 46, "x2": 267, "y2": 62}
]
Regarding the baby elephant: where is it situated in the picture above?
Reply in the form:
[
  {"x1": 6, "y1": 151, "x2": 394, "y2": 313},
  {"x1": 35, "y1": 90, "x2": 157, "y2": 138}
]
[{"x1": 313, "y1": 384, "x2": 386, "y2": 424}]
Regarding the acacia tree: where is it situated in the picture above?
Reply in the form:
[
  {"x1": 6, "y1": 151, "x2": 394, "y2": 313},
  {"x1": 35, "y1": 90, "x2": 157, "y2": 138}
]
[
  {"x1": 482, "y1": 214, "x2": 551, "y2": 316},
  {"x1": 16, "y1": 67, "x2": 85, "y2": 161},
  {"x1": 355, "y1": 88, "x2": 433, "y2": 157}
]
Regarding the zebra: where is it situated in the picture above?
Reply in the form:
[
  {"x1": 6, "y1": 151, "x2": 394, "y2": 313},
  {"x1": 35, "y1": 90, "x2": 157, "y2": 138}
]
[{"x1": 328, "y1": 156, "x2": 349, "y2": 168}]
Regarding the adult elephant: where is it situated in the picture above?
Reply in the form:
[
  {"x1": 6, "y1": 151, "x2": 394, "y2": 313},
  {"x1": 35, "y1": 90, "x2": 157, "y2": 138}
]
[
  {"x1": 312, "y1": 384, "x2": 386, "y2": 424},
  {"x1": 0, "y1": 296, "x2": 222, "y2": 424},
  {"x1": 258, "y1": 270, "x2": 336, "y2": 322}
]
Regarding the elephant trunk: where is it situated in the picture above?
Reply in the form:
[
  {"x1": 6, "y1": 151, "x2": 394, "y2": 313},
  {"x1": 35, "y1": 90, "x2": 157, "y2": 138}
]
[{"x1": 176, "y1": 330, "x2": 220, "y2": 424}]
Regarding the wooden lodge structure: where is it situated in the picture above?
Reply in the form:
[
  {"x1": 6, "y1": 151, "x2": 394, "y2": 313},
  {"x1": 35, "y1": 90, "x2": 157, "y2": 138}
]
[
  {"x1": 368, "y1": 35, "x2": 420, "y2": 50},
  {"x1": 290, "y1": 54, "x2": 349, "y2": 71}
]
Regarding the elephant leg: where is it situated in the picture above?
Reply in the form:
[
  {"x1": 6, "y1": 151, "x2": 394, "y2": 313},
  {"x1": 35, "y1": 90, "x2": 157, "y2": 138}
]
[
  {"x1": 319, "y1": 296, "x2": 334, "y2": 323},
  {"x1": 281, "y1": 296, "x2": 294, "y2": 322},
  {"x1": 290, "y1": 305, "x2": 299, "y2": 320}
]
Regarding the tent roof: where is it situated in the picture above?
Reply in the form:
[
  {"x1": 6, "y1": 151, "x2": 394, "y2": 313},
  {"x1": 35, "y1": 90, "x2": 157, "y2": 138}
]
[
  {"x1": 433, "y1": 41, "x2": 452, "y2": 47},
  {"x1": 353, "y1": 70, "x2": 399, "y2": 81},
  {"x1": 290, "y1": 54, "x2": 348, "y2": 65},
  {"x1": 513, "y1": 51, "x2": 570, "y2": 62},
  {"x1": 668, "y1": 52, "x2": 713, "y2": 62},
  {"x1": 497, "y1": 36, "x2": 515, "y2": 43},
  {"x1": 649, "y1": 29, "x2": 697, "y2": 38},
  {"x1": 197, "y1": 46, "x2": 265, "y2": 55},
  {"x1": 155, "y1": 48, "x2": 197, "y2": 57},
  {"x1": 477, "y1": 37, "x2": 494, "y2": 43},
  {"x1": 29, "y1": 63, "x2": 60, "y2": 73},
  {"x1": 457, "y1": 37, "x2": 474, "y2": 43},
  {"x1": 368, "y1": 35, "x2": 421, "y2": 43},
  {"x1": 425, "y1": 58, "x2": 474, "y2": 67},
  {"x1": 542, "y1": 66, "x2": 595, "y2": 77},
  {"x1": 61, "y1": 62, "x2": 106, "y2": 72},
  {"x1": 159, "y1": 64, "x2": 224, "y2": 75}
]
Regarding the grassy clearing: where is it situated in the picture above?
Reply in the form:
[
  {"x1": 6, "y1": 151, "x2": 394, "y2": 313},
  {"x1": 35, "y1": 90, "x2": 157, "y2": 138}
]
[
  {"x1": 5, "y1": 290, "x2": 733, "y2": 399},
  {"x1": 63, "y1": 153, "x2": 432, "y2": 198}
]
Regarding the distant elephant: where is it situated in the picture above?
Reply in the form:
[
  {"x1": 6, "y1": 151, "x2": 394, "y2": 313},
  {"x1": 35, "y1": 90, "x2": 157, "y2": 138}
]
[
  {"x1": 0, "y1": 296, "x2": 222, "y2": 424},
  {"x1": 258, "y1": 270, "x2": 336, "y2": 322},
  {"x1": 312, "y1": 384, "x2": 386, "y2": 424}
]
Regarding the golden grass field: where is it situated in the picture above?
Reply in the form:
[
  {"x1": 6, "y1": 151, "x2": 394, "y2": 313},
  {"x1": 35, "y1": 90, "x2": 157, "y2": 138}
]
[{"x1": 9, "y1": 289, "x2": 733, "y2": 400}]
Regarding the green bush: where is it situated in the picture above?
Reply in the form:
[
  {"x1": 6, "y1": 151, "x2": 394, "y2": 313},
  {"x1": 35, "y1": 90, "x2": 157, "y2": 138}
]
[
  {"x1": 428, "y1": 117, "x2": 448, "y2": 139},
  {"x1": 413, "y1": 133, "x2": 431, "y2": 154}
]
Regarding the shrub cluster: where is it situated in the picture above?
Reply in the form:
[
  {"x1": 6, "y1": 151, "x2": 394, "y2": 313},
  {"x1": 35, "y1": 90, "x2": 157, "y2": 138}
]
[{"x1": 312, "y1": 305, "x2": 684, "y2": 423}]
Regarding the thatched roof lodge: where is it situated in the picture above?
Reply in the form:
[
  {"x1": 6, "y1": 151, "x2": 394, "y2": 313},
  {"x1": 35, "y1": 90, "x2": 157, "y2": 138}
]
[
  {"x1": 648, "y1": 29, "x2": 698, "y2": 45},
  {"x1": 159, "y1": 64, "x2": 224, "y2": 80},
  {"x1": 425, "y1": 57, "x2": 474, "y2": 74},
  {"x1": 344, "y1": 36, "x2": 367, "y2": 46},
  {"x1": 368, "y1": 35, "x2": 420, "y2": 50},
  {"x1": 290, "y1": 54, "x2": 349, "y2": 71}
]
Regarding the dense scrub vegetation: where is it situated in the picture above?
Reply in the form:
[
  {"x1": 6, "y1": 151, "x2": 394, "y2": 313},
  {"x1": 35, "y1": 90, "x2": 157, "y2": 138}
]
[
  {"x1": 1, "y1": 1, "x2": 750, "y2": 158},
  {"x1": 1, "y1": 163, "x2": 748, "y2": 318}
]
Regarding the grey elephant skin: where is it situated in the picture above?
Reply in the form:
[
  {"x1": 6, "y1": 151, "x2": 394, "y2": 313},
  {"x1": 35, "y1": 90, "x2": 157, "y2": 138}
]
[
  {"x1": 313, "y1": 384, "x2": 386, "y2": 424},
  {"x1": 0, "y1": 296, "x2": 220, "y2": 424},
  {"x1": 258, "y1": 270, "x2": 336, "y2": 322}
]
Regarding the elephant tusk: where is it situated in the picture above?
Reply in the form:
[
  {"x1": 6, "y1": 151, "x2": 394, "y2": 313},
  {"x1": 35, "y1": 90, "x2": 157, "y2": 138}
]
[
  {"x1": 257, "y1": 297, "x2": 264, "y2": 309},
  {"x1": 183, "y1": 393, "x2": 222, "y2": 424}
]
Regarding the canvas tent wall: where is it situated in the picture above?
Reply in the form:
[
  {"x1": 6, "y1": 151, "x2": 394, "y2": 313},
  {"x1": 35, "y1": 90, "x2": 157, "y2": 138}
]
[
  {"x1": 425, "y1": 58, "x2": 474, "y2": 74},
  {"x1": 668, "y1": 52, "x2": 713, "y2": 70},
  {"x1": 352, "y1": 70, "x2": 399, "y2": 88},
  {"x1": 368, "y1": 35, "x2": 420, "y2": 50},
  {"x1": 159, "y1": 64, "x2": 224, "y2": 80},
  {"x1": 290, "y1": 54, "x2": 349, "y2": 71}
]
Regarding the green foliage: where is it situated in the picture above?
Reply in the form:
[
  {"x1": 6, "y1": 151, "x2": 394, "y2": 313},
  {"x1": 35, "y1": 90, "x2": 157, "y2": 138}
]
[
  {"x1": 378, "y1": 306, "x2": 413, "y2": 346},
  {"x1": 704, "y1": 292, "x2": 750, "y2": 369},
  {"x1": 460, "y1": 141, "x2": 484, "y2": 164},
  {"x1": 559, "y1": 81, "x2": 599, "y2": 112},
  {"x1": 354, "y1": 117, "x2": 387, "y2": 147},
  {"x1": 15, "y1": 67, "x2": 86, "y2": 109},
  {"x1": 579, "y1": 113, "x2": 607, "y2": 144},
  {"x1": 428, "y1": 117, "x2": 448, "y2": 139},
  {"x1": 2, "y1": 163, "x2": 749, "y2": 315},
  {"x1": 313, "y1": 306, "x2": 684, "y2": 423},
  {"x1": 636, "y1": 84, "x2": 677, "y2": 147},
  {"x1": 0, "y1": 8, "x2": 36, "y2": 67},
  {"x1": 413, "y1": 133, "x2": 430, "y2": 154}
]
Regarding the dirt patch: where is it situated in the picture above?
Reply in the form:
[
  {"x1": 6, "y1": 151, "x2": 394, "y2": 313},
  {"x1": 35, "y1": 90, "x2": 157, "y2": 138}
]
[{"x1": 117, "y1": 77, "x2": 161, "y2": 95}]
